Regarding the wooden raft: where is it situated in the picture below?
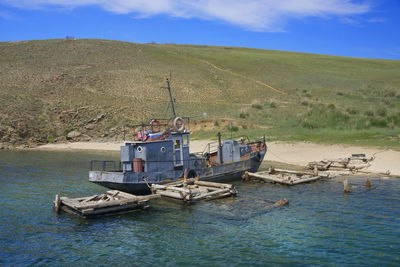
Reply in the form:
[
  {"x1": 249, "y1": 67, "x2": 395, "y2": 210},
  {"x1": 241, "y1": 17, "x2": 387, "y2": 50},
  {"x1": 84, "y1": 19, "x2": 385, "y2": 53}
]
[
  {"x1": 53, "y1": 190, "x2": 160, "y2": 218},
  {"x1": 151, "y1": 178, "x2": 237, "y2": 203},
  {"x1": 244, "y1": 168, "x2": 327, "y2": 185},
  {"x1": 307, "y1": 154, "x2": 373, "y2": 177}
]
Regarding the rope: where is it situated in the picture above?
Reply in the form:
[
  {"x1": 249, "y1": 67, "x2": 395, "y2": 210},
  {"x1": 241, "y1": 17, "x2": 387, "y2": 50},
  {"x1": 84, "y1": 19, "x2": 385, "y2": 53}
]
[
  {"x1": 142, "y1": 176, "x2": 152, "y2": 189},
  {"x1": 267, "y1": 148, "x2": 300, "y2": 165},
  {"x1": 371, "y1": 148, "x2": 388, "y2": 160}
]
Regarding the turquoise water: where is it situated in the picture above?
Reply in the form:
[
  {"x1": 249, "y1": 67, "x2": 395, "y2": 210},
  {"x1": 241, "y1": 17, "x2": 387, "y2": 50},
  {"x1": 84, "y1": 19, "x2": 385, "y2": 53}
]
[{"x1": 0, "y1": 150, "x2": 399, "y2": 266}]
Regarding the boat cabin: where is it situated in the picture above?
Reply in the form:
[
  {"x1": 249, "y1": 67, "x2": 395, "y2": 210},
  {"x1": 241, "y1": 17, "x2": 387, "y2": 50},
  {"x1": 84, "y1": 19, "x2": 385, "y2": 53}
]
[{"x1": 121, "y1": 131, "x2": 191, "y2": 173}]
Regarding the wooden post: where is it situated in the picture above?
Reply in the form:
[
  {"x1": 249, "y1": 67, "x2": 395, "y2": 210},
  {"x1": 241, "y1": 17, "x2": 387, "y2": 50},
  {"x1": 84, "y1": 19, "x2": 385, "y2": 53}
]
[
  {"x1": 313, "y1": 166, "x2": 318, "y2": 176},
  {"x1": 184, "y1": 169, "x2": 188, "y2": 183},
  {"x1": 218, "y1": 132, "x2": 223, "y2": 164},
  {"x1": 343, "y1": 179, "x2": 350, "y2": 193},
  {"x1": 54, "y1": 194, "x2": 61, "y2": 212},
  {"x1": 366, "y1": 178, "x2": 371, "y2": 189},
  {"x1": 244, "y1": 171, "x2": 249, "y2": 181}
]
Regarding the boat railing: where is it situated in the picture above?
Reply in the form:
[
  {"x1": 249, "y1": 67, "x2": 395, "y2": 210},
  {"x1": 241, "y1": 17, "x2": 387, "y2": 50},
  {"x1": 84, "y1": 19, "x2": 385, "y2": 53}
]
[
  {"x1": 202, "y1": 141, "x2": 219, "y2": 155},
  {"x1": 123, "y1": 117, "x2": 190, "y2": 141},
  {"x1": 201, "y1": 135, "x2": 256, "y2": 156},
  {"x1": 90, "y1": 160, "x2": 122, "y2": 172}
]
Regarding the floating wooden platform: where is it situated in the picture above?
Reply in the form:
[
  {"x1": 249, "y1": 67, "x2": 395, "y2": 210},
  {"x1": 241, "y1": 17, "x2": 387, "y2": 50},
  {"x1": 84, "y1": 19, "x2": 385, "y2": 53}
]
[
  {"x1": 151, "y1": 178, "x2": 237, "y2": 203},
  {"x1": 54, "y1": 190, "x2": 160, "y2": 218},
  {"x1": 244, "y1": 168, "x2": 326, "y2": 185},
  {"x1": 307, "y1": 154, "x2": 373, "y2": 175}
]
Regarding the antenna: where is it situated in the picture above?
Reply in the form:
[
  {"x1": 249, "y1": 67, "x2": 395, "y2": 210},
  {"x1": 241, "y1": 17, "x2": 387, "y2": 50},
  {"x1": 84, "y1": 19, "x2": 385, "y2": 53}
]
[{"x1": 166, "y1": 77, "x2": 176, "y2": 118}]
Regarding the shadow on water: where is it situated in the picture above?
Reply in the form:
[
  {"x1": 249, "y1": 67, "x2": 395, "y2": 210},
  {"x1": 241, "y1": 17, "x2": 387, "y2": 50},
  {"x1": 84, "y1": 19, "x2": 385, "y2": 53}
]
[{"x1": 0, "y1": 150, "x2": 399, "y2": 266}]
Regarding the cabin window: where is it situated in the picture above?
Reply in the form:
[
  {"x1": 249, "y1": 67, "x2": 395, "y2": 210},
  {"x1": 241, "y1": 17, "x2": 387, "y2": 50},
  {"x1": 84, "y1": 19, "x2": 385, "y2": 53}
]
[
  {"x1": 174, "y1": 140, "x2": 181, "y2": 149},
  {"x1": 137, "y1": 146, "x2": 142, "y2": 152},
  {"x1": 161, "y1": 147, "x2": 166, "y2": 152},
  {"x1": 183, "y1": 135, "x2": 189, "y2": 146}
]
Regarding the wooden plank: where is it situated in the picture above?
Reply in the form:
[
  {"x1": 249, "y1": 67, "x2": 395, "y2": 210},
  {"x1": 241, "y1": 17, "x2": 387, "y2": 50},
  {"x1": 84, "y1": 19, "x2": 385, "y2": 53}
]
[
  {"x1": 151, "y1": 184, "x2": 192, "y2": 194},
  {"x1": 203, "y1": 192, "x2": 233, "y2": 201},
  {"x1": 273, "y1": 168, "x2": 317, "y2": 176},
  {"x1": 194, "y1": 180, "x2": 233, "y2": 189},
  {"x1": 291, "y1": 176, "x2": 321, "y2": 184},
  {"x1": 192, "y1": 188, "x2": 230, "y2": 201},
  {"x1": 248, "y1": 172, "x2": 292, "y2": 185},
  {"x1": 155, "y1": 190, "x2": 185, "y2": 200},
  {"x1": 248, "y1": 172, "x2": 322, "y2": 185}
]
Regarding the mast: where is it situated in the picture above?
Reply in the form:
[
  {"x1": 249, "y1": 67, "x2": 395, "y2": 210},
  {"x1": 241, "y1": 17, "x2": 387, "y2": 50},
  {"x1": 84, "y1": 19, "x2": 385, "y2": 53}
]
[{"x1": 166, "y1": 78, "x2": 176, "y2": 118}]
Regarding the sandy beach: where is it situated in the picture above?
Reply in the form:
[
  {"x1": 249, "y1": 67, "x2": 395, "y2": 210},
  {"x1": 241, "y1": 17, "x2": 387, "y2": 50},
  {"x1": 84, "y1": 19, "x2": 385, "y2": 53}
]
[{"x1": 35, "y1": 140, "x2": 400, "y2": 176}]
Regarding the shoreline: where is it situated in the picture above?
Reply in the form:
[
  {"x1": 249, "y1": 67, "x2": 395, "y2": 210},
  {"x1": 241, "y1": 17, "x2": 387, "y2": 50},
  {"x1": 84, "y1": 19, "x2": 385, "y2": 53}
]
[{"x1": 32, "y1": 140, "x2": 400, "y2": 176}]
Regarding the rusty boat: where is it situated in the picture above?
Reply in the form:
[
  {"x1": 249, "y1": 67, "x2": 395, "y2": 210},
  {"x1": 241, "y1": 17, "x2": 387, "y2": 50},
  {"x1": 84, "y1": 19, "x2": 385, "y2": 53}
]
[{"x1": 89, "y1": 79, "x2": 267, "y2": 193}]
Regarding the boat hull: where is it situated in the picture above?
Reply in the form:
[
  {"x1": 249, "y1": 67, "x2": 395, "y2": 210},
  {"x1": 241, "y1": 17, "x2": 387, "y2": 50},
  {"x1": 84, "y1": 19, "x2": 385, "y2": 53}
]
[{"x1": 90, "y1": 150, "x2": 265, "y2": 194}]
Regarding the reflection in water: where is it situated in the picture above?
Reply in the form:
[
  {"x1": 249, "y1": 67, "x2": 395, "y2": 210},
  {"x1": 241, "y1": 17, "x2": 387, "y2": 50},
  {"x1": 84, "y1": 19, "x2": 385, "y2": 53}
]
[{"x1": 0, "y1": 150, "x2": 399, "y2": 265}]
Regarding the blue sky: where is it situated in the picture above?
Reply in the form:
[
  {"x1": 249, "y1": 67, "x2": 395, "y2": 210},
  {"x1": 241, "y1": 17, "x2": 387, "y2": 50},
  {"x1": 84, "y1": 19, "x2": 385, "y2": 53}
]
[{"x1": 0, "y1": 0, "x2": 399, "y2": 60}]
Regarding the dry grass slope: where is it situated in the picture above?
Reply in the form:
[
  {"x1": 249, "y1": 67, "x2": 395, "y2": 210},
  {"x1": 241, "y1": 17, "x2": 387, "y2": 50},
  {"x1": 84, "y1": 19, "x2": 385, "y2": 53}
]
[{"x1": 0, "y1": 39, "x2": 399, "y2": 148}]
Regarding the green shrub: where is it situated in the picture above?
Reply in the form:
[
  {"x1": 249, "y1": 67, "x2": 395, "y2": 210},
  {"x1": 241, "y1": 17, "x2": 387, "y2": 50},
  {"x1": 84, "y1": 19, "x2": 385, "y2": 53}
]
[
  {"x1": 214, "y1": 121, "x2": 219, "y2": 127},
  {"x1": 270, "y1": 102, "x2": 277, "y2": 108},
  {"x1": 355, "y1": 118, "x2": 370, "y2": 130},
  {"x1": 387, "y1": 114, "x2": 400, "y2": 126},
  {"x1": 231, "y1": 126, "x2": 239, "y2": 132},
  {"x1": 242, "y1": 124, "x2": 248, "y2": 129},
  {"x1": 301, "y1": 101, "x2": 308, "y2": 106},
  {"x1": 239, "y1": 112, "x2": 248, "y2": 118},
  {"x1": 364, "y1": 110, "x2": 374, "y2": 116},
  {"x1": 377, "y1": 107, "x2": 387, "y2": 117},
  {"x1": 346, "y1": 108, "x2": 358, "y2": 115},
  {"x1": 251, "y1": 104, "x2": 263, "y2": 110},
  {"x1": 328, "y1": 103, "x2": 335, "y2": 109},
  {"x1": 298, "y1": 104, "x2": 350, "y2": 129},
  {"x1": 370, "y1": 118, "x2": 387, "y2": 128}
]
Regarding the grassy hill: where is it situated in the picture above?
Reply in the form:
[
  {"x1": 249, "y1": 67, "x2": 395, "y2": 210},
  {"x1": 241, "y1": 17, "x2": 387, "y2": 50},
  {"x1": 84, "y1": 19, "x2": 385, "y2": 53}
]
[{"x1": 0, "y1": 39, "x2": 399, "y2": 148}]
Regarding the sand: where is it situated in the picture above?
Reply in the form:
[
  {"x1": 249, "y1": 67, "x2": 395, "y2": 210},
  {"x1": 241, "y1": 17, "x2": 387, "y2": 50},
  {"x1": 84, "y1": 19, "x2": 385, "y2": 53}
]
[{"x1": 35, "y1": 140, "x2": 400, "y2": 176}]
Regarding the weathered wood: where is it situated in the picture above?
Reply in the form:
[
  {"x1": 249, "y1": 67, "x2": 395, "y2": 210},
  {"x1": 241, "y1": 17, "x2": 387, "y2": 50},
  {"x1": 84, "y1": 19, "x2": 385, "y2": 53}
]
[
  {"x1": 83, "y1": 194, "x2": 101, "y2": 203},
  {"x1": 271, "y1": 168, "x2": 316, "y2": 176},
  {"x1": 194, "y1": 180, "x2": 233, "y2": 189},
  {"x1": 54, "y1": 194, "x2": 60, "y2": 212},
  {"x1": 203, "y1": 192, "x2": 233, "y2": 201},
  {"x1": 81, "y1": 202, "x2": 141, "y2": 215},
  {"x1": 248, "y1": 172, "x2": 293, "y2": 184},
  {"x1": 291, "y1": 176, "x2": 322, "y2": 184},
  {"x1": 151, "y1": 184, "x2": 192, "y2": 194},
  {"x1": 366, "y1": 178, "x2": 371, "y2": 189},
  {"x1": 244, "y1": 171, "x2": 249, "y2": 181},
  {"x1": 155, "y1": 190, "x2": 185, "y2": 200},
  {"x1": 192, "y1": 188, "x2": 230, "y2": 201},
  {"x1": 269, "y1": 198, "x2": 289, "y2": 207},
  {"x1": 56, "y1": 190, "x2": 155, "y2": 217},
  {"x1": 248, "y1": 171, "x2": 323, "y2": 185},
  {"x1": 344, "y1": 179, "x2": 350, "y2": 193}
]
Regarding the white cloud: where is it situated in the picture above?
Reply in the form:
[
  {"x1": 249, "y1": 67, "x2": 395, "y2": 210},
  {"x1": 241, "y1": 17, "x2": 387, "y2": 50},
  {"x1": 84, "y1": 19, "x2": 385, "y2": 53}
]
[
  {"x1": 0, "y1": 9, "x2": 14, "y2": 19},
  {"x1": 1, "y1": 0, "x2": 371, "y2": 31}
]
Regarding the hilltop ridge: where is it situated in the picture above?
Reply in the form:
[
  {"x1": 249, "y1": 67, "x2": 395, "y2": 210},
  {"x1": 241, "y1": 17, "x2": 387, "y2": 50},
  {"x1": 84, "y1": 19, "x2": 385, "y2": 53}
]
[{"x1": 0, "y1": 39, "x2": 399, "y2": 149}]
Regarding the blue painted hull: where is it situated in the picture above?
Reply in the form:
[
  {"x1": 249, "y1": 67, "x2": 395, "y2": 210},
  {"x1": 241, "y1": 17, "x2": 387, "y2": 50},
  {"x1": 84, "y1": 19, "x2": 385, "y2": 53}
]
[{"x1": 89, "y1": 149, "x2": 265, "y2": 194}]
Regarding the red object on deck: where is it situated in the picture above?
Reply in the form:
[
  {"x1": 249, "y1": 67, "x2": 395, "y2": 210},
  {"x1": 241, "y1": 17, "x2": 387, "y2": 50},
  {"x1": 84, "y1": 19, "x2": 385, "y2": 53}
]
[
  {"x1": 136, "y1": 131, "x2": 148, "y2": 141},
  {"x1": 133, "y1": 158, "x2": 145, "y2": 172}
]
